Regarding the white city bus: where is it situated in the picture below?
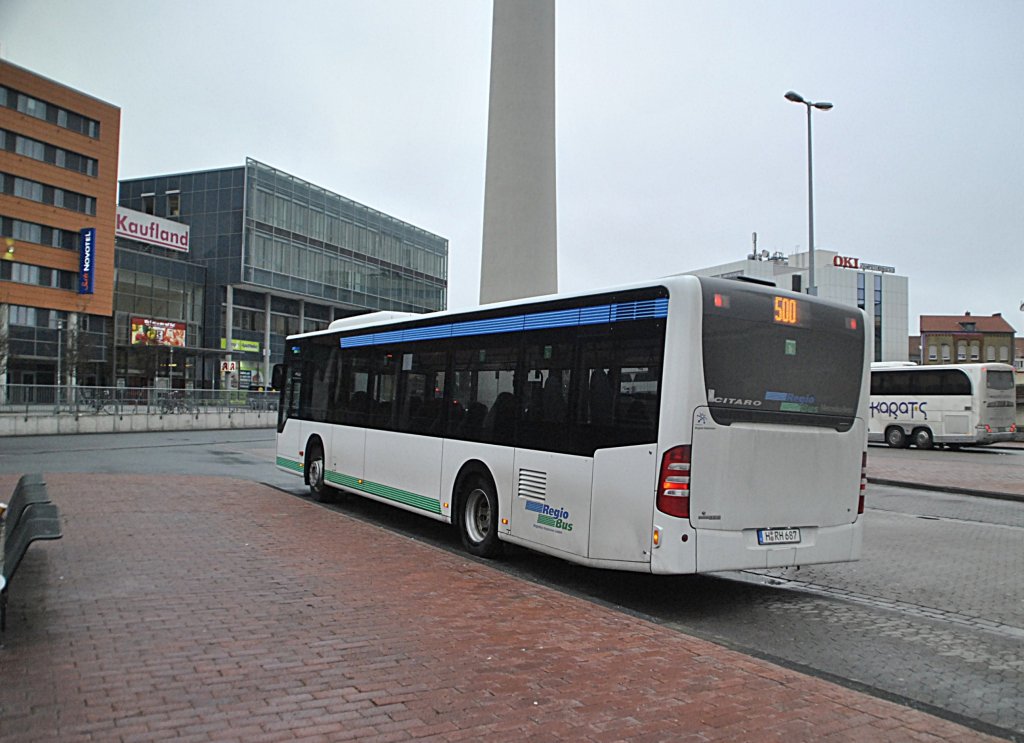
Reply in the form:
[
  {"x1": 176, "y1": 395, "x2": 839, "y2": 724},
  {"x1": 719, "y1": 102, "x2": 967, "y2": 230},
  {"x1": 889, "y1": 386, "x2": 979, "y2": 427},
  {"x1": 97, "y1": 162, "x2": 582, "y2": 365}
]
[
  {"x1": 869, "y1": 362, "x2": 1017, "y2": 449},
  {"x1": 274, "y1": 275, "x2": 869, "y2": 574}
]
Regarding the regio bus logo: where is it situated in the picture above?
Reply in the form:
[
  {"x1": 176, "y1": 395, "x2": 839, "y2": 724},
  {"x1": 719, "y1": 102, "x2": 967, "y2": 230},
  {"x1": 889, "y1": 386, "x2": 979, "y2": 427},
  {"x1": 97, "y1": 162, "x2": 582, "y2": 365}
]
[{"x1": 526, "y1": 501, "x2": 573, "y2": 532}]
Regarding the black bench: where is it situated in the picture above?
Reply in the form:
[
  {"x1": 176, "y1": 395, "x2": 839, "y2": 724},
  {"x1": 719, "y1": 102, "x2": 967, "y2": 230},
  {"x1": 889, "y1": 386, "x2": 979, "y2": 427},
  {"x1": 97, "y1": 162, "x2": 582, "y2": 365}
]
[{"x1": 1, "y1": 474, "x2": 63, "y2": 633}]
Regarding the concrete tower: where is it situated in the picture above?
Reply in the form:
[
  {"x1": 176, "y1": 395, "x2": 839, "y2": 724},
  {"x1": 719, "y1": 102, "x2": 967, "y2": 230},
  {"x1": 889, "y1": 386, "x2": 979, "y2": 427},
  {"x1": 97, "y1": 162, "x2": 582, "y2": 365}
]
[{"x1": 479, "y1": 0, "x2": 557, "y2": 304}]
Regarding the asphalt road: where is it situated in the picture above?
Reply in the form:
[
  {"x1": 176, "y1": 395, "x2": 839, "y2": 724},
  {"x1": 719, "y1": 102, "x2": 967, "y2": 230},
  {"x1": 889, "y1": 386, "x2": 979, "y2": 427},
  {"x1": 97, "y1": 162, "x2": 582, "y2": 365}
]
[{"x1": 2, "y1": 430, "x2": 1021, "y2": 740}]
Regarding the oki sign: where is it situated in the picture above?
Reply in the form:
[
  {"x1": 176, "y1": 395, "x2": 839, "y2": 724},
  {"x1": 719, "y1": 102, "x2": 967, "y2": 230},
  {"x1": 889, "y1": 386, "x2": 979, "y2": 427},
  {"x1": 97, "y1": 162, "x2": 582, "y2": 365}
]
[
  {"x1": 832, "y1": 254, "x2": 897, "y2": 273},
  {"x1": 116, "y1": 206, "x2": 190, "y2": 252}
]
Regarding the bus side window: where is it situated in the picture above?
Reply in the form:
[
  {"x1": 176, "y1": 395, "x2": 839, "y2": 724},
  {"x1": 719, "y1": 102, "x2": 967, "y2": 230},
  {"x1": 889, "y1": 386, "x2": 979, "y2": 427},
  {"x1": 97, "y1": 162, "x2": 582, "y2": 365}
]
[
  {"x1": 519, "y1": 337, "x2": 573, "y2": 451},
  {"x1": 397, "y1": 351, "x2": 447, "y2": 435},
  {"x1": 449, "y1": 342, "x2": 517, "y2": 445},
  {"x1": 370, "y1": 351, "x2": 399, "y2": 429},
  {"x1": 585, "y1": 368, "x2": 613, "y2": 426},
  {"x1": 285, "y1": 366, "x2": 302, "y2": 421}
]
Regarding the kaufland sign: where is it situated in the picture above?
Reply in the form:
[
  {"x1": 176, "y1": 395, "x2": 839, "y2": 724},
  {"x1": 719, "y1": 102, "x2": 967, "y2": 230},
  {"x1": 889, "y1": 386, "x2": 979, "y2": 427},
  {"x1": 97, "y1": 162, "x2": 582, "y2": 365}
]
[{"x1": 116, "y1": 206, "x2": 190, "y2": 252}]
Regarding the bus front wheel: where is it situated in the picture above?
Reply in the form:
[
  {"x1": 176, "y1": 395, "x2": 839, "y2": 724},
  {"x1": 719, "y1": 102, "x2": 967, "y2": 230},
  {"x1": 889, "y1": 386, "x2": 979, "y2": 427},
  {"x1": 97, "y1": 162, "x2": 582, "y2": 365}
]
[
  {"x1": 885, "y1": 426, "x2": 908, "y2": 448},
  {"x1": 307, "y1": 442, "x2": 333, "y2": 502},
  {"x1": 912, "y1": 428, "x2": 934, "y2": 450},
  {"x1": 459, "y1": 475, "x2": 503, "y2": 559}
]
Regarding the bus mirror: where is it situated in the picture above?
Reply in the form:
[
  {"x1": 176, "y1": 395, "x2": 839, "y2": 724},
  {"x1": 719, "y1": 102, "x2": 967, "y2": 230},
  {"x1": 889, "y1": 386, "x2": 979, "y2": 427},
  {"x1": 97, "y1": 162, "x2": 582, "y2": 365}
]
[{"x1": 271, "y1": 363, "x2": 286, "y2": 391}]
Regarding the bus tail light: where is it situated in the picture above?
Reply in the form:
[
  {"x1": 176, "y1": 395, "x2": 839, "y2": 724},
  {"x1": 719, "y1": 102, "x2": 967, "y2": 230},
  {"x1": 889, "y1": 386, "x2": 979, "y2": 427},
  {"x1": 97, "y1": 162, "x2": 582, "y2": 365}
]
[
  {"x1": 657, "y1": 445, "x2": 691, "y2": 519},
  {"x1": 858, "y1": 451, "x2": 867, "y2": 515}
]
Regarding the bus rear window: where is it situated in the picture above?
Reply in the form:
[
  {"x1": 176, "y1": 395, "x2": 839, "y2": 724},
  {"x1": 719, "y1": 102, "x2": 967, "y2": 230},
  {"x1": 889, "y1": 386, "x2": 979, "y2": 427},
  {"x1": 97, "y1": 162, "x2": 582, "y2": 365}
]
[
  {"x1": 987, "y1": 369, "x2": 1014, "y2": 390},
  {"x1": 699, "y1": 279, "x2": 864, "y2": 430}
]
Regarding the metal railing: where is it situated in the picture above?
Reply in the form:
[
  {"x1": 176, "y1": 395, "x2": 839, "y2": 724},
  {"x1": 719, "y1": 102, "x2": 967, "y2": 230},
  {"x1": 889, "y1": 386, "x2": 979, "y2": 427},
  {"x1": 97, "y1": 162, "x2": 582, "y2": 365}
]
[{"x1": 1, "y1": 384, "x2": 280, "y2": 417}]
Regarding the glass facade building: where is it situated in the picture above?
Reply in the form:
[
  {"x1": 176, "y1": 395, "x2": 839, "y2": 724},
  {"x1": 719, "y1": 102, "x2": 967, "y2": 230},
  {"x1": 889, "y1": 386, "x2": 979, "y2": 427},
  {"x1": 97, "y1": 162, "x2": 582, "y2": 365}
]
[{"x1": 117, "y1": 158, "x2": 448, "y2": 388}]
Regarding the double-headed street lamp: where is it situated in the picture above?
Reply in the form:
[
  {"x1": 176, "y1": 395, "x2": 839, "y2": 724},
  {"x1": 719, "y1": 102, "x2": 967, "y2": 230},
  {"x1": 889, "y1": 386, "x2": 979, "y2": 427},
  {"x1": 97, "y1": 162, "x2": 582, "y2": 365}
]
[{"x1": 785, "y1": 90, "x2": 832, "y2": 296}]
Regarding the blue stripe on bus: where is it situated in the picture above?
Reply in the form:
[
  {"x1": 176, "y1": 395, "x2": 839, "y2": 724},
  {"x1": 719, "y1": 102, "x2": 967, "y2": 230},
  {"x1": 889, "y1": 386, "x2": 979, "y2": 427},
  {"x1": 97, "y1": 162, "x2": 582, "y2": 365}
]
[
  {"x1": 523, "y1": 308, "x2": 580, "y2": 330},
  {"x1": 451, "y1": 316, "x2": 525, "y2": 337},
  {"x1": 579, "y1": 304, "x2": 612, "y2": 325},
  {"x1": 339, "y1": 298, "x2": 668, "y2": 349}
]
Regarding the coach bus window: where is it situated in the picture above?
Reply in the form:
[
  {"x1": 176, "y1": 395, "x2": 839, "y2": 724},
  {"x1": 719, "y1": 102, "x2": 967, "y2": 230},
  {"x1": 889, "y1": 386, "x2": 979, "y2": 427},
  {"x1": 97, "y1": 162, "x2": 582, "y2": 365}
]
[
  {"x1": 941, "y1": 370, "x2": 971, "y2": 395},
  {"x1": 987, "y1": 369, "x2": 1014, "y2": 391}
]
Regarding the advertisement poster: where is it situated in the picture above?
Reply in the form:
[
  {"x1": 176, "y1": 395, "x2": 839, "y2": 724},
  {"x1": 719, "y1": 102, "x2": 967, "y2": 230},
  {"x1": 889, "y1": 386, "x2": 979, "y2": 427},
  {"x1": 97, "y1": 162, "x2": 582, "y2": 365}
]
[{"x1": 130, "y1": 317, "x2": 186, "y2": 347}]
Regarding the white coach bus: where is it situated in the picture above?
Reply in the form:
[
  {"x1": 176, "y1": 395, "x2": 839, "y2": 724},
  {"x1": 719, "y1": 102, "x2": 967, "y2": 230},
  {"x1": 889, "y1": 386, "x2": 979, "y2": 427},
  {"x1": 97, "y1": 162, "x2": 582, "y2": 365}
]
[
  {"x1": 869, "y1": 362, "x2": 1017, "y2": 449},
  {"x1": 273, "y1": 275, "x2": 869, "y2": 574}
]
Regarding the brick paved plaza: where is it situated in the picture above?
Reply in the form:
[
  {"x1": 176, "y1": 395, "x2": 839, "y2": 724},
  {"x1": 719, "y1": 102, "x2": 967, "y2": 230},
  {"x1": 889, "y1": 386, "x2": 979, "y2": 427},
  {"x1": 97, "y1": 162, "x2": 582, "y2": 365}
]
[{"x1": 0, "y1": 473, "x2": 1001, "y2": 741}]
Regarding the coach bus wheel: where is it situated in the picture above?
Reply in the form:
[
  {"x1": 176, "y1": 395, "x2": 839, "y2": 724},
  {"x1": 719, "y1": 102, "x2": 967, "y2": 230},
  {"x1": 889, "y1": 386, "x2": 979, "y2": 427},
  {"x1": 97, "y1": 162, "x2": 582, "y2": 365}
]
[
  {"x1": 307, "y1": 443, "x2": 332, "y2": 502},
  {"x1": 912, "y1": 428, "x2": 933, "y2": 450},
  {"x1": 885, "y1": 426, "x2": 908, "y2": 448},
  {"x1": 459, "y1": 476, "x2": 503, "y2": 559}
]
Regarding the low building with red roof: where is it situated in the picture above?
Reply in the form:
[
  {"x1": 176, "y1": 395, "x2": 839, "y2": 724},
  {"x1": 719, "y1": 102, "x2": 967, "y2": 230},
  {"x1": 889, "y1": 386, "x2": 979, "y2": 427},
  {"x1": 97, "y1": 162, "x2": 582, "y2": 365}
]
[{"x1": 919, "y1": 312, "x2": 1015, "y2": 365}]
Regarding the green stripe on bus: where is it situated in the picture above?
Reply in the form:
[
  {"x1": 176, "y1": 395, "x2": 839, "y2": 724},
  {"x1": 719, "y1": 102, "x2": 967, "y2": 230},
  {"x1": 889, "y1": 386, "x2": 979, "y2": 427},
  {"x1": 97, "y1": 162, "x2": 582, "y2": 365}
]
[
  {"x1": 277, "y1": 456, "x2": 303, "y2": 473},
  {"x1": 325, "y1": 470, "x2": 442, "y2": 515},
  {"x1": 537, "y1": 515, "x2": 557, "y2": 527}
]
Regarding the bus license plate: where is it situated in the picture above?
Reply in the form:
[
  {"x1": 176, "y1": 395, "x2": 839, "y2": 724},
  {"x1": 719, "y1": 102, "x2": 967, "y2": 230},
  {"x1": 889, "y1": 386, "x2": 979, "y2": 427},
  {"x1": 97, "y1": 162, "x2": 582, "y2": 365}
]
[{"x1": 757, "y1": 528, "x2": 801, "y2": 545}]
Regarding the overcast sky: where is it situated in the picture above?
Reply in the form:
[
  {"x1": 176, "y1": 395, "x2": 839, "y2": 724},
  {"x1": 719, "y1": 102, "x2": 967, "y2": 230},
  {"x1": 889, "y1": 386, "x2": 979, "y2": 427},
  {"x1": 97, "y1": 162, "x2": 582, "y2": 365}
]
[{"x1": 2, "y1": 0, "x2": 1022, "y2": 327}]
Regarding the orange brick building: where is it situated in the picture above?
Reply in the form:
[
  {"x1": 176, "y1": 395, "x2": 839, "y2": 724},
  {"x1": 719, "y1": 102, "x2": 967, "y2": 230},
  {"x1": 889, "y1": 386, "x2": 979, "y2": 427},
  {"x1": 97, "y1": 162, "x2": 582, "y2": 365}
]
[{"x1": 0, "y1": 60, "x2": 120, "y2": 386}]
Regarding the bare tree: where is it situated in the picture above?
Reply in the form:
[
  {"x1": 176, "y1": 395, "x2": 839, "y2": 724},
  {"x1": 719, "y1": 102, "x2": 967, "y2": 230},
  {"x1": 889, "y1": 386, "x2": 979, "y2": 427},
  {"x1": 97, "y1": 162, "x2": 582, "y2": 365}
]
[{"x1": 63, "y1": 320, "x2": 101, "y2": 387}]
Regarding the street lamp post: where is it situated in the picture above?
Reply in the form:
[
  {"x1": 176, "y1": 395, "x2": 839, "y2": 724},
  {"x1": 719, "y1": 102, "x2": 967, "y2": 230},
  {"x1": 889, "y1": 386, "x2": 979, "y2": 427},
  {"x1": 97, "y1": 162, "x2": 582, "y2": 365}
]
[
  {"x1": 785, "y1": 90, "x2": 832, "y2": 296},
  {"x1": 56, "y1": 319, "x2": 64, "y2": 407}
]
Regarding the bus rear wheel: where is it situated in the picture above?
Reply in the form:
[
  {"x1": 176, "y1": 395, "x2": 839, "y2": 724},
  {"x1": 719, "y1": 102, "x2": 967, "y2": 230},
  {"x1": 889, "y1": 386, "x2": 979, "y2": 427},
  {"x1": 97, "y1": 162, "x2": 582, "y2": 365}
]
[
  {"x1": 885, "y1": 426, "x2": 908, "y2": 448},
  {"x1": 459, "y1": 475, "x2": 503, "y2": 559},
  {"x1": 912, "y1": 428, "x2": 934, "y2": 450}
]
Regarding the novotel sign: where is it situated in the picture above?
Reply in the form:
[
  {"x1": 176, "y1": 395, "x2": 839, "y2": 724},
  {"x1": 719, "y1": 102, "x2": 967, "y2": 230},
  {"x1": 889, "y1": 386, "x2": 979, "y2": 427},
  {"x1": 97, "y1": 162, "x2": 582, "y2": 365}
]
[
  {"x1": 116, "y1": 206, "x2": 190, "y2": 252},
  {"x1": 832, "y1": 255, "x2": 895, "y2": 273},
  {"x1": 78, "y1": 227, "x2": 95, "y2": 294}
]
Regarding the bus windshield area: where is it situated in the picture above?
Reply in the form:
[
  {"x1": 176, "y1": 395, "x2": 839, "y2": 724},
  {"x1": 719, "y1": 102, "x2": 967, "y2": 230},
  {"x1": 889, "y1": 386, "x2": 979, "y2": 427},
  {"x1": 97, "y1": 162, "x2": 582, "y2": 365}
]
[{"x1": 699, "y1": 279, "x2": 864, "y2": 430}]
